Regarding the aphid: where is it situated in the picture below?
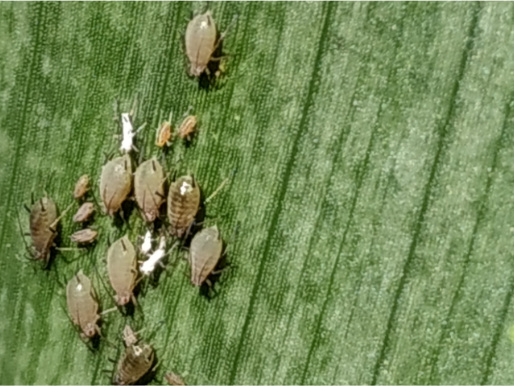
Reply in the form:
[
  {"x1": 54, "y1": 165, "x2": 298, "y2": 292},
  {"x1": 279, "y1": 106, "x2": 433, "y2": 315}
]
[
  {"x1": 123, "y1": 325, "x2": 140, "y2": 347},
  {"x1": 120, "y1": 112, "x2": 146, "y2": 153},
  {"x1": 189, "y1": 225, "x2": 223, "y2": 286},
  {"x1": 22, "y1": 196, "x2": 71, "y2": 267},
  {"x1": 73, "y1": 202, "x2": 95, "y2": 223},
  {"x1": 165, "y1": 372, "x2": 185, "y2": 386},
  {"x1": 140, "y1": 230, "x2": 153, "y2": 256},
  {"x1": 73, "y1": 175, "x2": 90, "y2": 200},
  {"x1": 66, "y1": 270, "x2": 101, "y2": 340},
  {"x1": 156, "y1": 111, "x2": 173, "y2": 147},
  {"x1": 134, "y1": 158, "x2": 166, "y2": 223},
  {"x1": 167, "y1": 175, "x2": 200, "y2": 238},
  {"x1": 70, "y1": 228, "x2": 98, "y2": 245},
  {"x1": 107, "y1": 235, "x2": 138, "y2": 306},
  {"x1": 140, "y1": 236, "x2": 168, "y2": 276},
  {"x1": 177, "y1": 115, "x2": 197, "y2": 141},
  {"x1": 113, "y1": 343, "x2": 155, "y2": 385},
  {"x1": 100, "y1": 154, "x2": 133, "y2": 217},
  {"x1": 185, "y1": 11, "x2": 219, "y2": 77}
]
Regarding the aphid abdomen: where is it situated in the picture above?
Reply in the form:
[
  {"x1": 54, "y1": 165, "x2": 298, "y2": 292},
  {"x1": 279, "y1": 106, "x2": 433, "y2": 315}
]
[
  {"x1": 185, "y1": 12, "x2": 217, "y2": 76},
  {"x1": 134, "y1": 158, "x2": 165, "y2": 223},
  {"x1": 66, "y1": 270, "x2": 100, "y2": 338},
  {"x1": 100, "y1": 155, "x2": 133, "y2": 216},
  {"x1": 114, "y1": 344, "x2": 155, "y2": 385},
  {"x1": 167, "y1": 176, "x2": 200, "y2": 238},
  {"x1": 189, "y1": 226, "x2": 223, "y2": 286},
  {"x1": 30, "y1": 197, "x2": 58, "y2": 261},
  {"x1": 107, "y1": 235, "x2": 138, "y2": 305}
]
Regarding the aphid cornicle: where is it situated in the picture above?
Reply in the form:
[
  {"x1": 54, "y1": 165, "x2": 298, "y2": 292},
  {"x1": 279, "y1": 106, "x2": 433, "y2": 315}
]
[
  {"x1": 100, "y1": 154, "x2": 133, "y2": 217},
  {"x1": 66, "y1": 270, "x2": 101, "y2": 340},
  {"x1": 167, "y1": 175, "x2": 201, "y2": 238},
  {"x1": 189, "y1": 225, "x2": 223, "y2": 286},
  {"x1": 107, "y1": 235, "x2": 138, "y2": 306},
  {"x1": 73, "y1": 175, "x2": 90, "y2": 200},
  {"x1": 178, "y1": 115, "x2": 197, "y2": 141},
  {"x1": 70, "y1": 228, "x2": 98, "y2": 245},
  {"x1": 73, "y1": 202, "x2": 95, "y2": 223},
  {"x1": 113, "y1": 343, "x2": 155, "y2": 385},
  {"x1": 134, "y1": 158, "x2": 165, "y2": 223}
]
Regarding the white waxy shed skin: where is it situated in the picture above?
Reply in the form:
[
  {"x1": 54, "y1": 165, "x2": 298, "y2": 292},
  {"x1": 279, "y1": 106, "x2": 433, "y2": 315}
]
[
  {"x1": 189, "y1": 225, "x2": 223, "y2": 286},
  {"x1": 185, "y1": 11, "x2": 217, "y2": 77},
  {"x1": 140, "y1": 236, "x2": 166, "y2": 276},
  {"x1": 66, "y1": 270, "x2": 100, "y2": 339},
  {"x1": 107, "y1": 235, "x2": 138, "y2": 306},
  {"x1": 100, "y1": 154, "x2": 133, "y2": 217}
]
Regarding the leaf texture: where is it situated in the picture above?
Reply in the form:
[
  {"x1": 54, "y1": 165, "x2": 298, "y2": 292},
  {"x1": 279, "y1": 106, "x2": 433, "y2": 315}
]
[{"x1": 1, "y1": 2, "x2": 514, "y2": 385}]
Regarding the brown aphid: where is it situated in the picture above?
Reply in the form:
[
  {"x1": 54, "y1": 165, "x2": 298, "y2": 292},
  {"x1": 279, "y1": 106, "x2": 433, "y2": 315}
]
[
  {"x1": 134, "y1": 158, "x2": 165, "y2": 223},
  {"x1": 189, "y1": 225, "x2": 223, "y2": 286},
  {"x1": 73, "y1": 202, "x2": 95, "y2": 223},
  {"x1": 178, "y1": 115, "x2": 197, "y2": 140},
  {"x1": 113, "y1": 343, "x2": 155, "y2": 385},
  {"x1": 165, "y1": 372, "x2": 186, "y2": 386},
  {"x1": 156, "y1": 111, "x2": 173, "y2": 147},
  {"x1": 107, "y1": 235, "x2": 138, "y2": 306},
  {"x1": 167, "y1": 175, "x2": 200, "y2": 238},
  {"x1": 70, "y1": 228, "x2": 98, "y2": 245},
  {"x1": 66, "y1": 270, "x2": 101, "y2": 340},
  {"x1": 27, "y1": 196, "x2": 70, "y2": 266},
  {"x1": 100, "y1": 154, "x2": 133, "y2": 216},
  {"x1": 73, "y1": 174, "x2": 90, "y2": 200}
]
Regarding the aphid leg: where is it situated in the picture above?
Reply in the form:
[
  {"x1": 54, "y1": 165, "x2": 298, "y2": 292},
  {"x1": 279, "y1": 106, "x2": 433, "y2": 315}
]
[
  {"x1": 210, "y1": 14, "x2": 239, "y2": 58},
  {"x1": 49, "y1": 202, "x2": 74, "y2": 231},
  {"x1": 23, "y1": 204, "x2": 31, "y2": 213}
]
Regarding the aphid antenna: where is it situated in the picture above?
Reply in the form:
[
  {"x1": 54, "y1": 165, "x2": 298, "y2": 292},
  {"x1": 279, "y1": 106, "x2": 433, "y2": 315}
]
[
  {"x1": 181, "y1": 105, "x2": 194, "y2": 118},
  {"x1": 211, "y1": 13, "x2": 239, "y2": 57},
  {"x1": 204, "y1": 172, "x2": 235, "y2": 204},
  {"x1": 15, "y1": 208, "x2": 32, "y2": 254}
]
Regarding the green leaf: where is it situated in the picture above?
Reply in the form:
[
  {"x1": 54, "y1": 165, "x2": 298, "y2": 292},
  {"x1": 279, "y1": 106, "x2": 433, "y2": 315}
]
[{"x1": 2, "y1": 2, "x2": 514, "y2": 384}]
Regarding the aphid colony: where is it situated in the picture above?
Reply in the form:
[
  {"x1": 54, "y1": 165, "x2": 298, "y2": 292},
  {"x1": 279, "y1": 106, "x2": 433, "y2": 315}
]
[{"x1": 18, "y1": 10, "x2": 237, "y2": 385}]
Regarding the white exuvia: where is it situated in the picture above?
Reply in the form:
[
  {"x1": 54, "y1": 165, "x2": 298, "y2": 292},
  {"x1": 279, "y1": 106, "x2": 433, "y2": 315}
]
[{"x1": 140, "y1": 236, "x2": 167, "y2": 276}]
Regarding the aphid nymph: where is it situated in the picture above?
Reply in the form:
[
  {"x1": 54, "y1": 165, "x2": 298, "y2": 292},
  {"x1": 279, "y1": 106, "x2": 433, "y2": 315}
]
[
  {"x1": 107, "y1": 235, "x2": 138, "y2": 306},
  {"x1": 100, "y1": 154, "x2": 133, "y2": 217},
  {"x1": 189, "y1": 225, "x2": 223, "y2": 286},
  {"x1": 178, "y1": 115, "x2": 197, "y2": 141},
  {"x1": 73, "y1": 175, "x2": 90, "y2": 200},
  {"x1": 167, "y1": 175, "x2": 200, "y2": 238},
  {"x1": 156, "y1": 111, "x2": 173, "y2": 148},
  {"x1": 134, "y1": 158, "x2": 166, "y2": 223},
  {"x1": 73, "y1": 202, "x2": 95, "y2": 223},
  {"x1": 70, "y1": 228, "x2": 98, "y2": 245},
  {"x1": 165, "y1": 372, "x2": 186, "y2": 386}
]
